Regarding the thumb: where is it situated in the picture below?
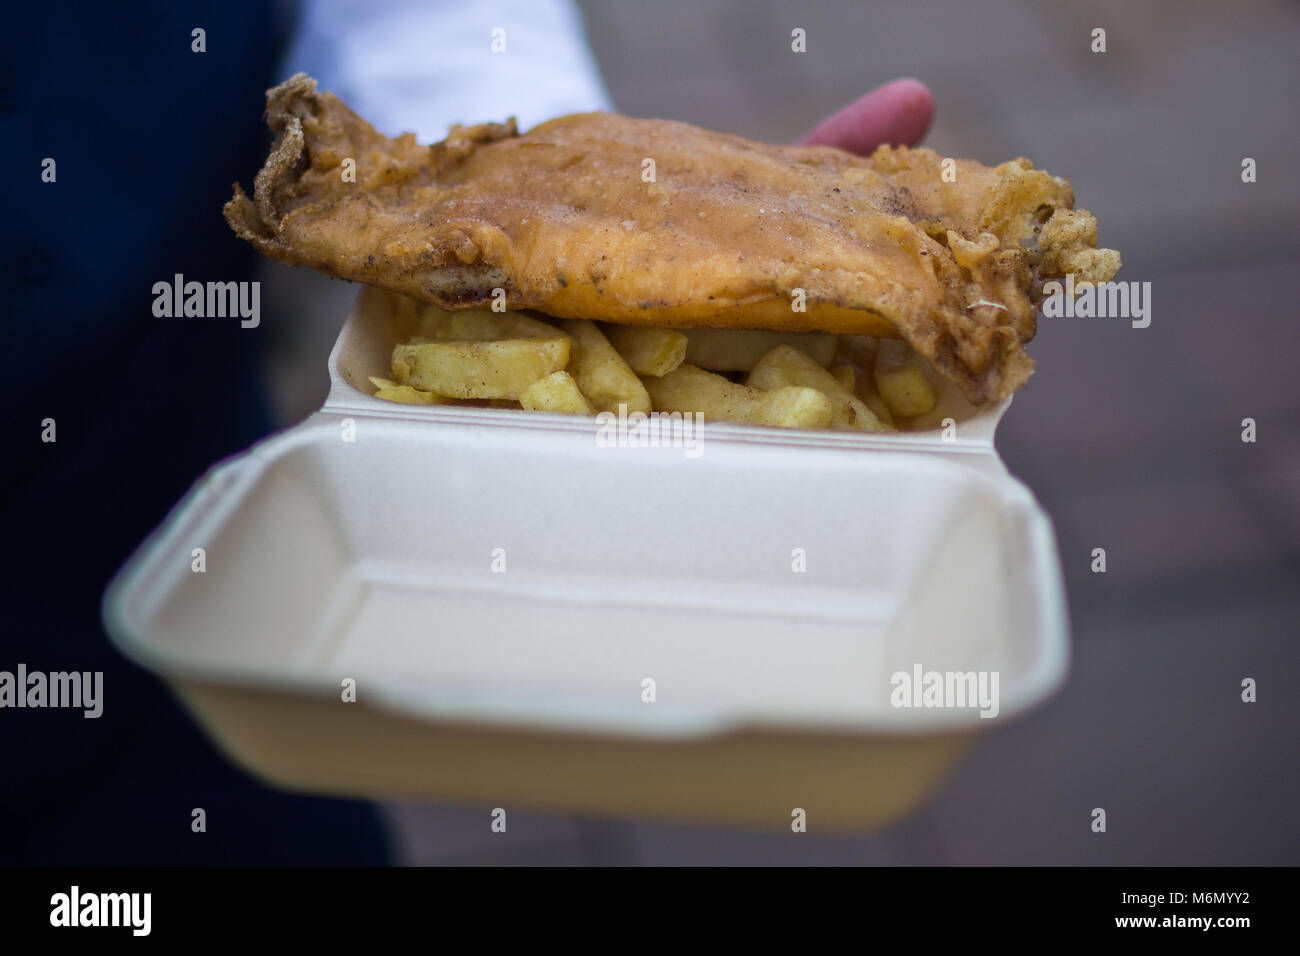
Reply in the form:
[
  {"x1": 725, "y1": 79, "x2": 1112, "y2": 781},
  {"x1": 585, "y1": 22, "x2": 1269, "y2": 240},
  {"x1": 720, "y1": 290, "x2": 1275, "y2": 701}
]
[{"x1": 798, "y1": 78, "x2": 934, "y2": 154}]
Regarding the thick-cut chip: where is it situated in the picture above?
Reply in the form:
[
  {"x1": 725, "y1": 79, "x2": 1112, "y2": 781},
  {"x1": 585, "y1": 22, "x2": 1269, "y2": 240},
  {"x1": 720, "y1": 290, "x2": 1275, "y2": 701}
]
[
  {"x1": 413, "y1": 305, "x2": 564, "y2": 342},
  {"x1": 519, "y1": 370, "x2": 595, "y2": 415},
  {"x1": 600, "y1": 324, "x2": 687, "y2": 377},
  {"x1": 856, "y1": 383, "x2": 896, "y2": 429},
  {"x1": 748, "y1": 345, "x2": 891, "y2": 432},
  {"x1": 832, "y1": 335, "x2": 897, "y2": 424},
  {"x1": 392, "y1": 338, "x2": 569, "y2": 399},
  {"x1": 750, "y1": 387, "x2": 837, "y2": 429},
  {"x1": 873, "y1": 340, "x2": 937, "y2": 418},
  {"x1": 390, "y1": 294, "x2": 421, "y2": 340},
  {"x1": 367, "y1": 375, "x2": 451, "y2": 406},
  {"x1": 559, "y1": 319, "x2": 651, "y2": 414},
  {"x1": 685, "y1": 329, "x2": 839, "y2": 372},
  {"x1": 830, "y1": 365, "x2": 856, "y2": 393},
  {"x1": 643, "y1": 363, "x2": 832, "y2": 429}
]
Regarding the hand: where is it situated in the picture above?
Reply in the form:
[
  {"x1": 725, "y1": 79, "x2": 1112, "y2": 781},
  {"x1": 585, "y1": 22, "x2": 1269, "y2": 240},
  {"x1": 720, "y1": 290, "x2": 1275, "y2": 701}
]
[{"x1": 798, "y1": 78, "x2": 934, "y2": 154}]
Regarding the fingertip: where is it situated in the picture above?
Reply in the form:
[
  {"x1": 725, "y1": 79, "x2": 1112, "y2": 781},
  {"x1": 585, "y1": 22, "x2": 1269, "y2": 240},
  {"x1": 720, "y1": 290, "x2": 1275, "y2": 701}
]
[
  {"x1": 798, "y1": 77, "x2": 936, "y2": 153},
  {"x1": 880, "y1": 78, "x2": 935, "y2": 145},
  {"x1": 887, "y1": 77, "x2": 934, "y2": 107}
]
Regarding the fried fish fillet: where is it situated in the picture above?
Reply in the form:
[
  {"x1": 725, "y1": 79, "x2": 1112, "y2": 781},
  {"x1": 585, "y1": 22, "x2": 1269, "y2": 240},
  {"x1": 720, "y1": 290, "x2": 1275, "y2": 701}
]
[{"x1": 226, "y1": 74, "x2": 1119, "y2": 403}]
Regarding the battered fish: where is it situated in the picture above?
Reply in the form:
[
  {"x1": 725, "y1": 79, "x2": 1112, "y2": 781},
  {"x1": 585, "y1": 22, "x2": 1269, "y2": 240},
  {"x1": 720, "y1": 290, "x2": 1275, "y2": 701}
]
[{"x1": 226, "y1": 74, "x2": 1119, "y2": 403}]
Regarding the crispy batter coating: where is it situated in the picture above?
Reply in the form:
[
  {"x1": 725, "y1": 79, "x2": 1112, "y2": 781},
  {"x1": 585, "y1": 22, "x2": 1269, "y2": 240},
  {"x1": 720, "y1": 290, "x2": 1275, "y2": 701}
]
[{"x1": 226, "y1": 74, "x2": 1120, "y2": 403}]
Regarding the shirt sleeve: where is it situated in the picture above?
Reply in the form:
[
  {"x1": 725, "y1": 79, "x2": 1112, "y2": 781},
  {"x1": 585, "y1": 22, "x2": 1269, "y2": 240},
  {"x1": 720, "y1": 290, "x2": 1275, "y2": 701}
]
[{"x1": 280, "y1": 0, "x2": 613, "y2": 141}]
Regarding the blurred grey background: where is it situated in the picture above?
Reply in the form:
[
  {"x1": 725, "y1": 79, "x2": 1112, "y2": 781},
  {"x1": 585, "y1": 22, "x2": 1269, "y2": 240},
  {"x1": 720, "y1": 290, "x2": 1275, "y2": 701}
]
[{"x1": 259, "y1": 0, "x2": 1300, "y2": 864}]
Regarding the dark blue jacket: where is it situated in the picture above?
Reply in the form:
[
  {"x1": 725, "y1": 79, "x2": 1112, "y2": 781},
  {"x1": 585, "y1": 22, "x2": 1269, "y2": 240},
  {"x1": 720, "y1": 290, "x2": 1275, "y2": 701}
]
[{"x1": 1, "y1": 1, "x2": 389, "y2": 864}]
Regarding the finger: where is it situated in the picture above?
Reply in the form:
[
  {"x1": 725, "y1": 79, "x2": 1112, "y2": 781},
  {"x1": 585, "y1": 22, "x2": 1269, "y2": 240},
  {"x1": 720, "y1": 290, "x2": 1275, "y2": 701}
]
[{"x1": 798, "y1": 78, "x2": 935, "y2": 153}]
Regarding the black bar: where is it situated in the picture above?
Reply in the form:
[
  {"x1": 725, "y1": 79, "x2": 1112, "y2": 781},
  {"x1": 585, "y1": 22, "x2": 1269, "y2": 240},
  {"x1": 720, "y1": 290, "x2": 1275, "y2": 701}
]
[{"x1": 0, "y1": 867, "x2": 1273, "y2": 940}]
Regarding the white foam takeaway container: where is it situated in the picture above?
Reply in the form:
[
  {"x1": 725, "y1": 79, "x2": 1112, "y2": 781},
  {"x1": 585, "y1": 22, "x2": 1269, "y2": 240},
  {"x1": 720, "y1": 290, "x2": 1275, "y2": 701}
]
[{"x1": 104, "y1": 287, "x2": 1068, "y2": 829}]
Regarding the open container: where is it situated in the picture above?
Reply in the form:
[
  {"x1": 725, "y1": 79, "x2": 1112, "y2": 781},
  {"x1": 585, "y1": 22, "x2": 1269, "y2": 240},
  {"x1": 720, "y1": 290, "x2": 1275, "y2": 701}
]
[{"x1": 104, "y1": 287, "x2": 1068, "y2": 829}]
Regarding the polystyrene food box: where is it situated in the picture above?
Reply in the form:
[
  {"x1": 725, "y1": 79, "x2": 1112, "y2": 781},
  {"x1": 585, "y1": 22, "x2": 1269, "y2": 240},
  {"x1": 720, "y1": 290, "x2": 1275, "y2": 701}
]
[{"x1": 104, "y1": 287, "x2": 1068, "y2": 829}]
